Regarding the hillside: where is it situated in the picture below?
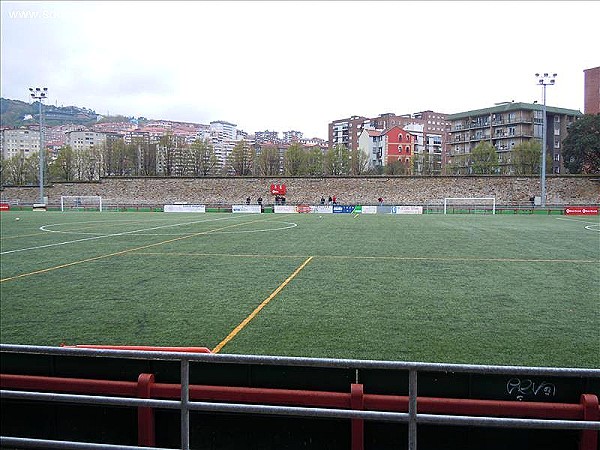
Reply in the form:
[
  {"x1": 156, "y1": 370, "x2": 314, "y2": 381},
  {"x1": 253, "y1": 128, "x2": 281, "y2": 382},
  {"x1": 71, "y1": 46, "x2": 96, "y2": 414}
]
[{"x1": 0, "y1": 97, "x2": 138, "y2": 128}]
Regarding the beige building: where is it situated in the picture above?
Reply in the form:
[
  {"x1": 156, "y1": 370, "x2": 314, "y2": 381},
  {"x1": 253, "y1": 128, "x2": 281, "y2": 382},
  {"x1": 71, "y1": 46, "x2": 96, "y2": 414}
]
[
  {"x1": 447, "y1": 102, "x2": 582, "y2": 174},
  {"x1": 65, "y1": 131, "x2": 107, "y2": 152},
  {"x1": 1, "y1": 128, "x2": 41, "y2": 160}
]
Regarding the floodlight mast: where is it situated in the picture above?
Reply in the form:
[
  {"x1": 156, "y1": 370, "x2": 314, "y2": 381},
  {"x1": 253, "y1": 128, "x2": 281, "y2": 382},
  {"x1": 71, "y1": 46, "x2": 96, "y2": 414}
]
[
  {"x1": 29, "y1": 87, "x2": 48, "y2": 204},
  {"x1": 534, "y1": 73, "x2": 556, "y2": 208}
]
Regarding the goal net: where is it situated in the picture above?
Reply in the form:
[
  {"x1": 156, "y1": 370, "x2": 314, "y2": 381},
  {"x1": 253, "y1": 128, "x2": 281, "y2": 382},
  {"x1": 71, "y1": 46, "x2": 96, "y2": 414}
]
[
  {"x1": 60, "y1": 196, "x2": 103, "y2": 212},
  {"x1": 443, "y1": 197, "x2": 496, "y2": 215}
]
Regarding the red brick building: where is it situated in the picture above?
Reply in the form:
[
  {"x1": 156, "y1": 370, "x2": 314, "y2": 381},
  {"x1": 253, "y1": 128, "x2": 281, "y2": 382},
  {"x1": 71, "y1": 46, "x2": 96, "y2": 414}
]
[{"x1": 584, "y1": 66, "x2": 600, "y2": 114}]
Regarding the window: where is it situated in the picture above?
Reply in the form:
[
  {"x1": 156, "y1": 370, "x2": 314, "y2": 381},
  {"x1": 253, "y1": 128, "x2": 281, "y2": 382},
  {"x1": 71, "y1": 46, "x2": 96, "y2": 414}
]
[{"x1": 398, "y1": 134, "x2": 403, "y2": 142}]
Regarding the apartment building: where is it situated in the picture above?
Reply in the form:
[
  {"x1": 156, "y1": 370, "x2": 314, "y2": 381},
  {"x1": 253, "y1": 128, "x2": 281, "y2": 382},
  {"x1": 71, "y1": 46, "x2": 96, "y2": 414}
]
[
  {"x1": 329, "y1": 111, "x2": 449, "y2": 173},
  {"x1": 447, "y1": 102, "x2": 582, "y2": 174},
  {"x1": 283, "y1": 130, "x2": 303, "y2": 142},
  {"x1": 584, "y1": 66, "x2": 600, "y2": 114},
  {"x1": 65, "y1": 131, "x2": 107, "y2": 152},
  {"x1": 1, "y1": 128, "x2": 41, "y2": 160},
  {"x1": 210, "y1": 120, "x2": 240, "y2": 168},
  {"x1": 358, "y1": 126, "x2": 414, "y2": 170},
  {"x1": 328, "y1": 115, "x2": 370, "y2": 152},
  {"x1": 254, "y1": 130, "x2": 279, "y2": 144}
]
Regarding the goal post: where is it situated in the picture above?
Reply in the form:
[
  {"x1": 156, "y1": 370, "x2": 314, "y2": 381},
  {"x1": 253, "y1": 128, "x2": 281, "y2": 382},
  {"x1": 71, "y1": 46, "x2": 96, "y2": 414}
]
[
  {"x1": 60, "y1": 196, "x2": 103, "y2": 212},
  {"x1": 443, "y1": 197, "x2": 496, "y2": 215}
]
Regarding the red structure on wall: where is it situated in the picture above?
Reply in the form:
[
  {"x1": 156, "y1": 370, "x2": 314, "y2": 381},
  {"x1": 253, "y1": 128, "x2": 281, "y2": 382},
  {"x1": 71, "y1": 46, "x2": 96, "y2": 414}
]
[{"x1": 270, "y1": 183, "x2": 287, "y2": 195}]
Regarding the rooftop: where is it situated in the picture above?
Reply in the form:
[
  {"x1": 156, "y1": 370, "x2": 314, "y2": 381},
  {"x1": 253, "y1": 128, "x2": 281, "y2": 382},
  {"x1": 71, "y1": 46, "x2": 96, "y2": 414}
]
[{"x1": 447, "y1": 102, "x2": 582, "y2": 120}]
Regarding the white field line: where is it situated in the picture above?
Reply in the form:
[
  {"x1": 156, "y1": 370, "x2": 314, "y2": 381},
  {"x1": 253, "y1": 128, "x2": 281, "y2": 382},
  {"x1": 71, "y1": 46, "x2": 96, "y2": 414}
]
[
  {"x1": 1, "y1": 216, "x2": 241, "y2": 255},
  {"x1": 555, "y1": 216, "x2": 600, "y2": 232},
  {"x1": 555, "y1": 217, "x2": 600, "y2": 226}
]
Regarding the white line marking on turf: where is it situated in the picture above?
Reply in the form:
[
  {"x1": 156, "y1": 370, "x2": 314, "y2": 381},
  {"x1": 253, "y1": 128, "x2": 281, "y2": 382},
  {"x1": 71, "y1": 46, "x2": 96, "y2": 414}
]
[
  {"x1": 1, "y1": 216, "x2": 242, "y2": 255},
  {"x1": 556, "y1": 216, "x2": 600, "y2": 232},
  {"x1": 556, "y1": 217, "x2": 600, "y2": 225},
  {"x1": 38, "y1": 220, "x2": 298, "y2": 236}
]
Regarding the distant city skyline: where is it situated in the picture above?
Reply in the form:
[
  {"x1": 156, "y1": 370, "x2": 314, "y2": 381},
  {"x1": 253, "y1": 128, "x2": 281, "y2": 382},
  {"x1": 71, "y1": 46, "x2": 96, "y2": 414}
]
[{"x1": 2, "y1": 1, "x2": 598, "y2": 139}]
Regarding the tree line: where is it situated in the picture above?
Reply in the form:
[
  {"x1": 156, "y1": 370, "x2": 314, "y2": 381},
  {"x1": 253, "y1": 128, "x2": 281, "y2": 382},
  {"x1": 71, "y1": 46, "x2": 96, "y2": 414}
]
[{"x1": 1, "y1": 115, "x2": 598, "y2": 185}]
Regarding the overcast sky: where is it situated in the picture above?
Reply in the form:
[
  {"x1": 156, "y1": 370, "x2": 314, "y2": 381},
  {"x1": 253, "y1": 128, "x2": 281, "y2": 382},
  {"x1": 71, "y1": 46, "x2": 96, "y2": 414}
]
[{"x1": 1, "y1": 1, "x2": 598, "y2": 138}]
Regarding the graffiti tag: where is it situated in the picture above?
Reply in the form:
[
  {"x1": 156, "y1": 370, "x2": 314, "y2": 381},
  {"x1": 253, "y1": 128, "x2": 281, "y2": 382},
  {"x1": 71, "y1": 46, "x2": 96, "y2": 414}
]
[{"x1": 506, "y1": 378, "x2": 556, "y2": 401}]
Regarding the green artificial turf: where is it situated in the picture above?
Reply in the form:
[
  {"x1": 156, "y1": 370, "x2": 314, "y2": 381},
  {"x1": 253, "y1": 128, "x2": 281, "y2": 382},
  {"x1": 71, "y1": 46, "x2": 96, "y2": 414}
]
[{"x1": 1, "y1": 210, "x2": 598, "y2": 368}]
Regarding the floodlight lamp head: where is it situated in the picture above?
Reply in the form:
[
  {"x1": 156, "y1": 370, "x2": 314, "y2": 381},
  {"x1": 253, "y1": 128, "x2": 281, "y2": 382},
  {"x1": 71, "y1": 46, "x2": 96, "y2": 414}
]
[
  {"x1": 535, "y1": 73, "x2": 540, "y2": 77},
  {"x1": 543, "y1": 73, "x2": 549, "y2": 77}
]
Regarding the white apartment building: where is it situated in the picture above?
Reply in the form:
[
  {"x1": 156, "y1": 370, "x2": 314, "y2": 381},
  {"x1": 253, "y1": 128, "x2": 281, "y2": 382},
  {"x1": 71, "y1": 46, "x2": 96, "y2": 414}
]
[
  {"x1": 210, "y1": 120, "x2": 239, "y2": 168},
  {"x1": 1, "y1": 128, "x2": 41, "y2": 160},
  {"x1": 65, "y1": 131, "x2": 107, "y2": 152}
]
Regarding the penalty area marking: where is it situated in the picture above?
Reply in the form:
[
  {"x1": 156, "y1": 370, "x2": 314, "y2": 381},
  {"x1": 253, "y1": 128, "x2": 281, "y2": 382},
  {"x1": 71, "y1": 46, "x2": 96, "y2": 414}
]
[
  {"x1": 0, "y1": 218, "x2": 268, "y2": 282},
  {"x1": 556, "y1": 216, "x2": 600, "y2": 232},
  {"x1": 2, "y1": 216, "x2": 247, "y2": 255},
  {"x1": 36, "y1": 218, "x2": 296, "y2": 237}
]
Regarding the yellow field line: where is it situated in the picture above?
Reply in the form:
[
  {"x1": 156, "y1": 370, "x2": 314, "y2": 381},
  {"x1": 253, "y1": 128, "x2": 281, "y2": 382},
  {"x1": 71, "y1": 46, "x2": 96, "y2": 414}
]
[
  {"x1": 122, "y1": 251, "x2": 598, "y2": 264},
  {"x1": 212, "y1": 256, "x2": 314, "y2": 354},
  {"x1": 0, "y1": 219, "x2": 267, "y2": 283}
]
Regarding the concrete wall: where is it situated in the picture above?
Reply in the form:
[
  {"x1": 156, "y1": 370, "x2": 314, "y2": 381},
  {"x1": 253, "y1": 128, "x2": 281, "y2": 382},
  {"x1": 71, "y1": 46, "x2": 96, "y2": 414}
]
[{"x1": 1, "y1": 176, "x2": 598, "y2": 206}]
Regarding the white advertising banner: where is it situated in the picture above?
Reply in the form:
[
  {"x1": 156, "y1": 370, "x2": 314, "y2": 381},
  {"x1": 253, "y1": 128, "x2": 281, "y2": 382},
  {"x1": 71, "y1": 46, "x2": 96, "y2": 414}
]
[
  {"x1": 361, "y1": 206, "x2": 378, "y2": 214},
  {"x1": 311, "y1": 205, "x2": 334, "y2": 214},
  {"x1": 232, "y1": 204, "x2": 262, "y2": 213},
  {"x1": 274, "y1": 205, "x2": 298, "y2": 214},
  {"x1": 392, "y1": 206, "x2": 423, "y2": 215},
  {"x1": 164, "y1": 204, "x2": 206, "y2": 213}
]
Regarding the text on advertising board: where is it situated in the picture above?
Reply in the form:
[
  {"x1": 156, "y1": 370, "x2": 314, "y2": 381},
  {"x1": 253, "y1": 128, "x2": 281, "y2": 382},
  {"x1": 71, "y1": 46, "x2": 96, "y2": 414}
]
[{"x1": 564, "y1": 206, "x2": 598, "y2": 216}]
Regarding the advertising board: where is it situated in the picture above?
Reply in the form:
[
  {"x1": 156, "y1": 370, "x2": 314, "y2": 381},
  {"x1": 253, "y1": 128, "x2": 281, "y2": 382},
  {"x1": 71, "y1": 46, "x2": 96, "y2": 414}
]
[
  {"x1": 232, "y1": 204, "x2": 262, "y2": 214},
  {"x1": 164, "y1": 204, "x2": 206, "y2": 213},
  {"x1": 0, "y1": 203, "x2": 9, "y2": 211},
  {"x1": 361, "y1": 206, "x2": 378, "y2": 214},
  {"x1": 311, "y1": 205, "x2": 334, "y2": 214},
  {"x1": 564, "y1": 206, "x2": 598, "y2": 216},
  {"x1": 391, "y1": 206, "x2": 423, "y2": 215},
  {"x1": 333, "y1": 205, "x2": 362, "y2": 214},
  {"x1": 274, "y1": 205, "x2": 298, "y2": 214}
]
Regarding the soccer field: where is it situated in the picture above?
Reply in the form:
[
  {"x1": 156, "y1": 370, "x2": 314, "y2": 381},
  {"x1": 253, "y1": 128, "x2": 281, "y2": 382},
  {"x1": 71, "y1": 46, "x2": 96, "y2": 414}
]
[{"x1": 1, "y1": 210, "x2": 598, "y2": 368}]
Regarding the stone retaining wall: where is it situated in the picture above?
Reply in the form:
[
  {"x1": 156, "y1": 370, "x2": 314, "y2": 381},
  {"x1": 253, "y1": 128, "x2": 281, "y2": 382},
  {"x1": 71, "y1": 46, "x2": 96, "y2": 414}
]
[{"x1": 1, "y1": 176, "x2": 598, "y2": 206}]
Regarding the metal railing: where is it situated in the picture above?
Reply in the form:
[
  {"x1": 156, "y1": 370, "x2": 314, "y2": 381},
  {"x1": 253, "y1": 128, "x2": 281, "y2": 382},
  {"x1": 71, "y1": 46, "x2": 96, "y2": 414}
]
[{"x1": 1, "y1": 344, "x2": 599, "y2": 450}]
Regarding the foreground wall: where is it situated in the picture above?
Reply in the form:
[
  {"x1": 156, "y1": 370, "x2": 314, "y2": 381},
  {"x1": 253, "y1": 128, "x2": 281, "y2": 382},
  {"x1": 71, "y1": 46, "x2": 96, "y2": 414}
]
[{"x1": 1, "y1": 176, "x2": 599, "y2": 206}]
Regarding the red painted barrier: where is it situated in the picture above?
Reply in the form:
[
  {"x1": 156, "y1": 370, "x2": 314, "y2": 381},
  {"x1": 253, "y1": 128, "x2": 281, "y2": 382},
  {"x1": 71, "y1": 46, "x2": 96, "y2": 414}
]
[
  {"x1": 351, "y1": 384, "x2": 364, "y2": 450},
  {"x1": 61, "y1": 344, "x2": 212, "y2": 353},
  {"x1": 1, "y1": 373, "x2": 598, "y2": 449},
  {"x1": 137, "y1": 374, "x2": 155, "y2": 447},
  {"x1": 580, "y1": 394, "x2": 599, "y2": 450}
]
